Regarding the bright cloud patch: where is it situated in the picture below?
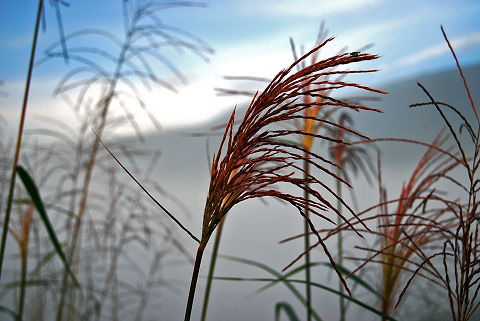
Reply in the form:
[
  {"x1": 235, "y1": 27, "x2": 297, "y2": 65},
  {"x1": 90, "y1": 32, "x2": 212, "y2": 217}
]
[
  {"x1": 275, "y1": 0, "x2": 383, "y2": 16},
  {"x1": 397, "y1": 31, "x2": 480, "y2": 66}
]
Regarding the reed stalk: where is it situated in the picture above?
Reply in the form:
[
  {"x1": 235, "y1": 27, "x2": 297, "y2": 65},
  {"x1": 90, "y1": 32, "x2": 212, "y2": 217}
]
[
  {"x1": 55, "y1": 40, "x2": 129, "y2": 321},
  {"x1": 8, "y1": 199, "x2": 34, "y2": 321},
  {"x1": 181, "y1": 38, "x2": 383, "y2": 321},
  {"x1": 303, "y1": 155, "x2": 312, "y2": 321},
  {"x1": 185, "y1": 242, "x2": 206, "y2": 321},
  {"x1": 200, "y1": 217, "x2": 226, "y2": 321},
  {"x1": 0, "y1": 0, "x2": 43, "y2": 280},
  {"x1": 336, "y1": 165, "x2": 345, "y2": 321},
  {"x1": 18, "y1": 247, "x2": 28, "y2": 321}
]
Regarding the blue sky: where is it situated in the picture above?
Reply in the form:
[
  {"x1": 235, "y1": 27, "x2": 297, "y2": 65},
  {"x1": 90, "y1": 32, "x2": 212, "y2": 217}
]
[
  {"x1": 1, "y1": 2, "x2": 479, "y2": 319},
  {"x1": 1, "y1": 0, "x2": 479, "y2": 131}
]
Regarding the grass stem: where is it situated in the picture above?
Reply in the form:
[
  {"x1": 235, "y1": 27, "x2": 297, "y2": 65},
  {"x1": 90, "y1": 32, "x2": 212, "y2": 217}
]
[
  {"x1": 303, "y1": 155, "x2": 312, "y2": 321},
  {"x1": 200, "y1": 217, "x2": 226, "y2": 321},
  {"x1": 185, "y1": 242, "x2": 206, "y2": 321},
  {"x1": 0, "y1": 0, "x2": 44, "y2": 281},
  {"x1": 18, "y1": 249, "x2": 28, "y2": 321},
  {"x1": 336, "y1": 166, "x2": 345, "y2": 321}
]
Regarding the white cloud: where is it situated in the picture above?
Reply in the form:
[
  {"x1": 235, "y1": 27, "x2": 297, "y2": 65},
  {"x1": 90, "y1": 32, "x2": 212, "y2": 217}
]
[
  {"x1": 276, "y1": 0, "x2": 383, "y2": 16},
  {"x1": 3, "y1": 25, "x2": 388, "y2": 135},
  {"x1": 397, "y1": 31, "x2": 480, "y2": 66},
  {"x1": 241, "y1": 0, "x2": 384, "y2": 17},
  {"x1": 2, "y1": 34, "x2": 292, "y2": 137}
]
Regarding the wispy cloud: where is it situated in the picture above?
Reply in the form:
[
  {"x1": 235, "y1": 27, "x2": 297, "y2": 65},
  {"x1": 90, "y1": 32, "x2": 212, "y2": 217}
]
[
  {"x1": 275, "y1": 0, "x2": 384, "y2": 16},
  {"x1": 397, "y1": 31, "x2": 480, "y2": 66},
  {"x1": 238, "y1": 0, "x2": 384, "y2": 17}
]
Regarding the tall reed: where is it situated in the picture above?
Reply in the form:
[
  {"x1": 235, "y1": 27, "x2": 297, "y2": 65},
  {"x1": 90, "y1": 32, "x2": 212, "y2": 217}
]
[
  {"x1": 289, "y1": 24, "x2": 336, "y2": 321},
  {"x1": 318, "y1": 26, "x2": 478, "y2": 320},
  {"x1": 0, "y1": 0, "x2": 44, "y2": 281},
  {"x1": 0, "y1": 0, "x2": 70, "y2": 282},
  {"x1": 343, "y1": 130, "x2": 460, "y2": 319},
  {"x1": 182, "y1": 38, "x2": 384, "y2": 321},
  {"x1": 9, "y1": 197, "x2": 34, "y2": 321},
  {"x1": 205, "y1": 25, "x2": 368, "y2": 320},
  {"x1": 36, "y1": 2, "x2": 213, "y2": 319},
  {"x1": 391, "y1": 26, "x2": 480, "y2": 321},
  {"x1": 326, "y1": 111, "x2": 376, "y2": 320}
]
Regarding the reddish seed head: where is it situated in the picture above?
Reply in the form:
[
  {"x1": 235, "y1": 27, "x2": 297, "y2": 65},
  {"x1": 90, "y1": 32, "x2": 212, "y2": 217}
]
[{"x1": 201, "y1": 39, "x2": 385, "y2": 288}]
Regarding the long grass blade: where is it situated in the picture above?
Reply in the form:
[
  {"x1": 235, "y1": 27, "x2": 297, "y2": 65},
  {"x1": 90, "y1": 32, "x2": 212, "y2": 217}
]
[
  {"x1": 215, "y1": 276, "x2": 398, "y2": 321},
  {"x1": 320, "y1": 262, "x2": 380, "y2": 297},
  {"x1": 0, "y1": 305, "x2": 19, "y2": 321},
  {"x1": 276, "y1": 301, "x2": 301, "y2": 321},
  {"x1": 221, "y1": 255, "x2": 323, "y2": 321},
  {"x1": 16, "y1": 166, "x2": 79, "y2": 287},
  {"x1": 256, "y1": 262, "x2": 324, "y2": 294}
]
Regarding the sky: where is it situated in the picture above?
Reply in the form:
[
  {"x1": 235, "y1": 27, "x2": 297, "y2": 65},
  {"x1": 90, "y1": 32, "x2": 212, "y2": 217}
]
[
  {"x1": 0, "y1": 1, "x2": 480, "y2": 320},
  {"x1": 0, "y1": 0, "x2": 479, "y2": 134}
]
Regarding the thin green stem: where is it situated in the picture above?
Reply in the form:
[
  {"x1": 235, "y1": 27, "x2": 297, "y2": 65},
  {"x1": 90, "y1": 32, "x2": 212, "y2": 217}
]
[
  {"x1": 185, "y1": 242, "x2": 206, "y2": 321},
  {"x1": 304, "y1": 155, "x2": 312, "y2": 321},
  {"x1": 0, "y1": 0, "x2": 44, "y2": 281},
  {"x1": 200, "y1": 217, "x2": 226, "y2": 321},
  {"x1": 18, "y1": 250, "x2": 28, "y2": 321},
  {"x1": 337, "y1": 166, "x2": 345, "y2": 321},
  {"x1": 56, "y1": 22, "x2": 134, "y2": 321}
]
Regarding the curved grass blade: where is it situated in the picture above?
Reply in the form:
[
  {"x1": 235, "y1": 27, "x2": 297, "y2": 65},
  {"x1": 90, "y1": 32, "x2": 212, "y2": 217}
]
[
  {"x1": 276, "y1": 302, "x2": 301, "y2": 321},
  {"x1": 221, "y1": 255, "x2": 323, "y2": 321},
  {"x1": 256, "y1": 262, "x2": 324, "y2": 293},
  {"x1": 16, "y1": 165, "x2": 79, "y2": 287},
  {"x1": 1, "y1": 279, "x2": 56, "y2": 290},
  {"x1": 256, "y1": 261, "x2": 380, "y2": 298},
  {"x1": 0, "y1": 305, "x2": 19, "y2": 320},
  {"x1": 215, "y1": 276, "x2": 398, "y2": 321},
  {"x1": 319, "y1": 262, "x2": 380, "y2": 298}
]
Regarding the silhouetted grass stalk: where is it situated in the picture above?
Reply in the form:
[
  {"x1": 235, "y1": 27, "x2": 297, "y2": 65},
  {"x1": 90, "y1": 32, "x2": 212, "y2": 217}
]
[
  {"x1": 200, "y1": 167, "x2": 238, "y2": 321},
  {"x1": 183, "y1": 38, "x2": 383, "y2": 321},
  {"x1": 303, "y1": 155, "x2": 312, "y2": 321},
  {"x1": 200, "y1": 214, "x2": 226, "y2": 321},
  {"x1": 56, "y1": 9, "x2": 150, "y2": 320},
  {"x1": 336, "y1": 165, "x2": 345, "y2": 321},
  {"x1": 0, "y1": 0, "x2": 44, "y2": 280},
  {"x1": 440, "y1": 25, "x2": 479, "y2": 321},
  {"x1": 55, "y1": 42, "x2": 128, "y2": 321},
  {"x1": 51, "y1": 5, "x2": 213, "y2": 316},
  {"x1": 388, "y1": 25, "x2": 479, "y2": 317},
  {"x1": 289, "y1": 27, "x2": 334, "y2": 321},
  {"x1": 329, "y1": 112, "x2": 373, "y2": 321},
  {"x1": 185, "y1": 242, "x2": 206, "y2": 321},
  {"x1": 11, "y1": 202, "x2": 34, "y2": 321}
]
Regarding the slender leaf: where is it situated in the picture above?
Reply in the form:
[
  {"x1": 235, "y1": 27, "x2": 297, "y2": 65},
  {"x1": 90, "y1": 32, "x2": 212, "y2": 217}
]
[
  {"x1": 215, "y1": 276, "x2": 398, "y2": 321},
  {"x1": 276, "y1": 301, "x2": 301, "y2": 321},
  {"x1": 319, "y1": 262, "x2": 380, "y2": 298},
  {"x1": 257, "y1": 262, "x2": 324, "y2": 294},
  {"x1": 221, "y1": 255, "x2": 323, "y2": 321},
  {"x1": 16, "y1": 165, "x2": 79, "y2": 287},
  {"x1": 0, "y1": 305, "x2": 19, "y2": 320}
]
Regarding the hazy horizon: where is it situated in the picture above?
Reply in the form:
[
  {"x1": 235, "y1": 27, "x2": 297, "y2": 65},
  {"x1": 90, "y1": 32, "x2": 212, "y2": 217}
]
[{"x1": 1, "y1": 1, "x2": 479, "y2": 320}]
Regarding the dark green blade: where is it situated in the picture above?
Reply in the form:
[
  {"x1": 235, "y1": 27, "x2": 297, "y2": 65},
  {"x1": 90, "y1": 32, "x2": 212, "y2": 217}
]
[
  {"x1": 16, "y1": 165, "x2": 79, "y2": 287},
  {"x1": 275, "y1": 302, "x2": 301, "y2": 321}
]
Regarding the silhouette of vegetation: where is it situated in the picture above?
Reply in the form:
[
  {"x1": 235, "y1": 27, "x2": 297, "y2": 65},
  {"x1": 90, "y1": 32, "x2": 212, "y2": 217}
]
[{"x1": 0, "y1": 1, "x2": 478, "y2": 320}]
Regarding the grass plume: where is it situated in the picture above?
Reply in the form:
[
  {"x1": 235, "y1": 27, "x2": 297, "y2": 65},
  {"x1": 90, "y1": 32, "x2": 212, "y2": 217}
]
[{"x1": 183, "y1": 37, "x2": 384, "y2": 321}]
